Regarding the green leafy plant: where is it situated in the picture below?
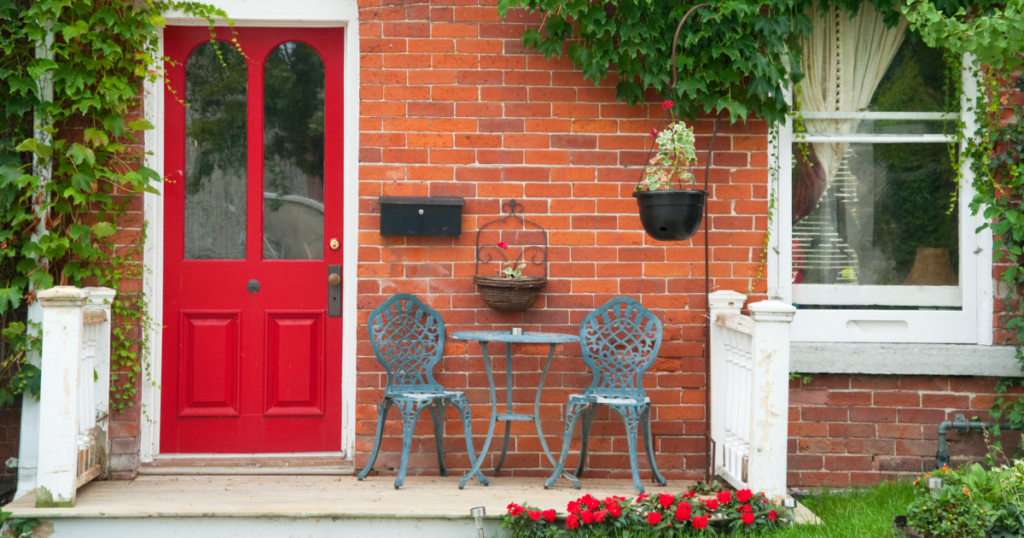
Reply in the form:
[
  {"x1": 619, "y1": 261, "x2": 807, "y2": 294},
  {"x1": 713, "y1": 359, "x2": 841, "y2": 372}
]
[
  {"x1": 638, "y1": 109, "x2": 698, "y2": 192},
  {"x1": 908, "y1": 463, "x2": 1024, "y2": 538},
  {"x1": 0, "y1": 0, "x2": 232, "y2": 411}
]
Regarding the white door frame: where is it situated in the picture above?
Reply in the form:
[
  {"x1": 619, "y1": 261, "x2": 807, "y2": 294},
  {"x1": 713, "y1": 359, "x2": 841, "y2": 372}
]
[{"x1": 141, "y1": 0, "x2": 360, "y2": 461}]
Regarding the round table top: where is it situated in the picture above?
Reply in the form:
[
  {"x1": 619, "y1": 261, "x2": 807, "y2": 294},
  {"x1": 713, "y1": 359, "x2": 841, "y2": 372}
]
[{"x1": 450, "y1": 330, "x2": 579, "y2": 344}]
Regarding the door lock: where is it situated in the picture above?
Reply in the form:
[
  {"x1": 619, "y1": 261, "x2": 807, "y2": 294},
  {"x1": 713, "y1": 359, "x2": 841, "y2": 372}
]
[{"x1": 328, "y1": 265, "x2": 342, "y2": 317}]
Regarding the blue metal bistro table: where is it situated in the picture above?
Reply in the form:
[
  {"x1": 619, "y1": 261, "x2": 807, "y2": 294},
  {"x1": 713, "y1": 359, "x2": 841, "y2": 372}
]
[{"x1": 450, "y1": 330, "x2": 580, "y2": 489}]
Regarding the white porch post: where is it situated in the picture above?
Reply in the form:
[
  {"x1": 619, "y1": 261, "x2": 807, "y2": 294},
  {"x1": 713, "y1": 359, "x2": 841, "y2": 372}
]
[
  {"x1": 707, "y1": 290, "x2": 746, "y2": 480},
  {"x1": 747, "y1": 299, "x2": 796, "y2": 500},
  {"x1": 35, "y1": 287, "x2": 88, "y2": 508}
]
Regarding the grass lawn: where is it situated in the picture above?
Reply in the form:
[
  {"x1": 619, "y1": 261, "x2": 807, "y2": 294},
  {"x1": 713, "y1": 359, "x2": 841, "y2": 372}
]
[{"x1": 768, "y1": 481, "x2": 916, "y2": 538}]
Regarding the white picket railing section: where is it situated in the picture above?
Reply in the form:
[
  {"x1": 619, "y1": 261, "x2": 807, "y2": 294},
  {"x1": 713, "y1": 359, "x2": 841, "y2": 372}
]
[
  {"x1": 36, "y1": 286, "x2": 115, "y2": 507},
  {"x1": 709, "y1": 291, "x2": 795, "y2": 501}
]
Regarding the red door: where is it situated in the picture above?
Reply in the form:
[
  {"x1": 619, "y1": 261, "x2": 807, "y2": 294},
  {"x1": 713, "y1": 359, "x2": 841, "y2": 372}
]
[{"x1": 162, "y1": 26, "x2": 344, "y2": 453}]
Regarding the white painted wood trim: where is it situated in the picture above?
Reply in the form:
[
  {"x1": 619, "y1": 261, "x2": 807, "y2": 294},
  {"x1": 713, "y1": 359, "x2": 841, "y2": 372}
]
[
  {"x1": 963, "y1": 54, "x2": 993, "y2": 346},
  {"x1": 795, "y1": 133, "x2": 954, "y2": 143},
  {"x1": 799, "y1": 111, "x2": 957, "y2": 120},
  {"x1": 142, "y1": 0, "x2": 360, "y2": 462},
  {"x1": 792, "y1": 284, "x2": 962, "y2": 307}
]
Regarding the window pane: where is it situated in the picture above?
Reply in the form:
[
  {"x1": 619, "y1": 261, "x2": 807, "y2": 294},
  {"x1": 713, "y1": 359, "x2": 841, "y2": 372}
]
[
  {"x1": 184, "y1": 42, "x2": 248, "y2": 260},
  {"x1": 791, "y1": 142, "x2": 959, "y2": 307},
  {"x1": 869, "y1": 32, "x2": 949, "y2": 113},
  {"x1": 263, "y1": 42, "x2": 325, "y2": 260}
]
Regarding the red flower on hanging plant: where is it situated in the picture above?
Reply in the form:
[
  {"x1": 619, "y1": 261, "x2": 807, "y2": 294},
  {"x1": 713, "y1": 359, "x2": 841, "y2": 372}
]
[
  {"x1": 647, "y1": 512, "x2": 662, "y2": 525},
  {"x1": 650, "y1": 128, "x2": 658, "y2": 138},
  {"x1": 742, "y1": 512, "x2": 755, "y2": 525},
  {"x1": 662, "y1": 100, "x2": 675, "y2": 109}
]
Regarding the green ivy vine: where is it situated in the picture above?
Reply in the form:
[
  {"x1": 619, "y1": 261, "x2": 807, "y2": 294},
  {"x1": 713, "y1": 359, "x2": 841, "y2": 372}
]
[
  {"x1": 902, "y1": 0, "x2": 1024, "y2": 444},
  {"x1": 0, "y1": 0, "x2": 230, "y2": 415}
]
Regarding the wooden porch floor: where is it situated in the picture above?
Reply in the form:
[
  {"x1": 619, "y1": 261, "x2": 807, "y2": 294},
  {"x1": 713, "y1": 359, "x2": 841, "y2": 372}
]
[{"x1": 5, "y1": 475, "x2": 818, "y2": 524}]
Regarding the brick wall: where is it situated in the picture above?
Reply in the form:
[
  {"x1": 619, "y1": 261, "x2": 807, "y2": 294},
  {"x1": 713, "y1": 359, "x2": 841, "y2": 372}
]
[
  {"x1": 788, "y1": 374, "x2": 1022, "y2": 488},
  {"x1": 354, "y1": 0, "x2": 769, "y2": 479}
]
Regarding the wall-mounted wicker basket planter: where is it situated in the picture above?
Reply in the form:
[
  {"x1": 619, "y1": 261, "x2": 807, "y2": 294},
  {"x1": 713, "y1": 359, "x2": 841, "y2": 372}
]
[
  {"x1": 474, "y1": 200, "x2": 548, "y2": 312},
  {"x1": 473, "y1": 275, "x2": 547, "y2": 312}
]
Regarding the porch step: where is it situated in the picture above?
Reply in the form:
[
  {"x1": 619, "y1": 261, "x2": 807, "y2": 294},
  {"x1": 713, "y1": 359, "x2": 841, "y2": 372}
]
[
  {"x1": 4, "y1": 476, "x2": 819, "y2": 537},
  {"x1": 138, "y1": 456, "x2": 355, "y2": 475}
]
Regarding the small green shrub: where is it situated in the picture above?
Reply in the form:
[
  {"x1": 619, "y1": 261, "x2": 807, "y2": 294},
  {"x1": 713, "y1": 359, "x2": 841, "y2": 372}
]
[{"x1": 907, "y1": 463, "x2": 1024, "y2": 538}]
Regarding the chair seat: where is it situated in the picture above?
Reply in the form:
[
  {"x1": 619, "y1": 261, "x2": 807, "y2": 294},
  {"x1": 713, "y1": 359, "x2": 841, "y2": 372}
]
[
  {"x1": 389, "y1": 390, "x2": 463, "y2": 400},
  {"x1": 569, "y1": 393, "x2": 650, "y2": 406}
]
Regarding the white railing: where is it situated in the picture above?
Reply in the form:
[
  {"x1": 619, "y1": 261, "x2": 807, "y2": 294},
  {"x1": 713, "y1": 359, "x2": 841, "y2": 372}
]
[
  {"x1": 709, "y1": 291, "x2": 795, "y2": 501},
  {"x1": 35, "y1": 286, "x2": 115, "y2": 507}
]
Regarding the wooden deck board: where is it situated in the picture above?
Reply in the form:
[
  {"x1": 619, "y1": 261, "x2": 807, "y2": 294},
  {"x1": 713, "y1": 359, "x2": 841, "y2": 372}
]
[{"x1": 4, "y1": 475, "x2": 818, "y2": 524}]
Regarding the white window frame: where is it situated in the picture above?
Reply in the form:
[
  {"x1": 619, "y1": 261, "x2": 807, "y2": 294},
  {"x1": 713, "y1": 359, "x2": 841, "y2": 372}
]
[{"x1": 770, "y1": 54, "x2": 993, "y2": 344}]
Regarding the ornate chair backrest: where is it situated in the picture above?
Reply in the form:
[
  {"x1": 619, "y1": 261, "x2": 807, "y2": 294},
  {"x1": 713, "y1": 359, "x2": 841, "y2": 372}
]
[
  {"x1": 579, "y1": 297, "x2": 663, "y2": 400},
  {"x1": 369, "y1": 294, "x2": 446, "y2": 395}
]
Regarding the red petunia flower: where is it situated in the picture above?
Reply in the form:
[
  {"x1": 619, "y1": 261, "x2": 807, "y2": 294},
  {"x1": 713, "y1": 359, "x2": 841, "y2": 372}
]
[
  {"x1": 507, "y1": 503, "x2": 526, "y2": 517},
  {"x1": 717, "y1": 491, "x2": 732, "y2": 503},
  {"x1": 662, "y1": 100, "x2": 674, "y2": 110},
  {"x1": 581, "y1": 510, "x2": 595, "y2": 525},
  {"x1": 675, "y1": 502, "x2": 692, "y2": 522},
  {"x1": 606, "y1": 499, "x2": 622, "y2": 518},
  {"x1": 637, "y1": 493, "x2": 649, "y2": 501},
  {"x1": 702, "y1": 499, "x2": 719, "y2": 511},
  {"x1": 737, "y1": 489, "x2": 753, "y2": 503},
  {"x1": 594, "y1": 510, "x2": 607, "y2": 523},
  {"x1": 582, "y1": 494, "x2": 600, "y2": 511},
  {"x1": 740, "y1": 504, "x2": 753, "y2": 513},
  {"x1": 742, "y1": 512, "x2": 755, "y2": 525},
  {"x1": 542, "y1": 509, "x2": 556, "y2": 522},
  {"x1": 692, "y1": 515, "x2": 708, "y2": 530},
  {"x1": 566, "y1": 514, "x2": 579, "y2": 530},
  {"x1": 768, "y1": 510, "x2": 778, "y2": 522},
  {"x1": 659, "y1": 493, "x2": 675, "y2": 509},
  {"x1": 683, "y1": 492, "x2": 697, "y2": 499},
  {"x1": 529, "y1": 510, "x2": 541, "y2": 521},
  {"x1": 497, "y1": 241, "x2": 508, "y2": 249},
  {"x1": 648, "y1": 512, "x2": 662, "y2": 525},
  {"x1": 567, "y1": 502, "x2": 581, "y2": 515}
]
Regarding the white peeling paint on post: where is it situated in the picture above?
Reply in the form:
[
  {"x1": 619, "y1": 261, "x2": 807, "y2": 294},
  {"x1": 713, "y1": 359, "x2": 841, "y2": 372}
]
[
  {"x1": 747, "y1": 299, "x2": 796, "y2": 501},
  {"x1": 85, "y1": 288, "x2": 116, "y2": 437},
  {"x1": 36, "y1": 287, "x2": 88, "y2": 508}
]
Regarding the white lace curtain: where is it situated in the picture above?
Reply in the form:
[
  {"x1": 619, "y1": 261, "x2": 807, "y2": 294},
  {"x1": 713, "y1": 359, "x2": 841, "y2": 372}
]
[{"x1": 799, "y1": 1, "x2": 908, "y2": 196}]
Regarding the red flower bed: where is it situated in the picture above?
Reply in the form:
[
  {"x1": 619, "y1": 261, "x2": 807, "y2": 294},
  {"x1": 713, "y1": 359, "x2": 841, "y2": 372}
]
[{"x1": 502, "y1": 489, "x2": 793, "y2": 537}]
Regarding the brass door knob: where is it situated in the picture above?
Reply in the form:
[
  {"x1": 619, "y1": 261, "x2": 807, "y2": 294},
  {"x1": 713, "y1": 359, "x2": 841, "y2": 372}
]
[
  {"x1": 329, "y1": 238, "x2": 340, "y2": 250},
  {"x1": 328, "y1": 273, "x2": 341, "y2": 286}
]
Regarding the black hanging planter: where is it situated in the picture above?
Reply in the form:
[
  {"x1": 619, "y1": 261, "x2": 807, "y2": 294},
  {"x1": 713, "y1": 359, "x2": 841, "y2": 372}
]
[{"x1": 633, "y1": 189, "x2": 707, "y2": 241}]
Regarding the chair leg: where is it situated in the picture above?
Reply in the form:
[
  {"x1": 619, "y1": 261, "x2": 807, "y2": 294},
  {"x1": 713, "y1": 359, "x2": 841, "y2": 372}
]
[
  {"x1": 612, "y1": 404, "x2": 645, "y2": 494},
  {"x1": 394, "y1": 399, "x2": 426, "y2": 489},
  {"x1": 574, "y1": 404, "x2": 594, "y2": 478},
  {"x1": 451, "y1": 395, "x2": 489, "y2": 486},
  {"x1": 428, "y1": 399, "x2": 449, "y2": 477},
  {"x1": 642, "y1": 404, "x2": 667, "y2": 486},
  {"x1": 544, "y1": 401, "x2": 588, "y2": 489},
  {"x1": 358, "y1": 397, "x2": 393, "y2": 480}
]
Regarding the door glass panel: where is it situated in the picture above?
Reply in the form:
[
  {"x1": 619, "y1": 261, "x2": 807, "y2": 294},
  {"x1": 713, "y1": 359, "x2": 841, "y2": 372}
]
[
  {"x1": 184, "y1": 42, "x2": 248, "y2": 260},
  {"x1": 263, "y1": 42, "x2": 326, "y2": 260}
]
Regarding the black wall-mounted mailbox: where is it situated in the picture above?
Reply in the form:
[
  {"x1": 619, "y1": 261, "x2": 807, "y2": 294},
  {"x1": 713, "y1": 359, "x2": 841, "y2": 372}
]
[{"x1": 379, "y1": 196, "x2": 464, "y2": 237}]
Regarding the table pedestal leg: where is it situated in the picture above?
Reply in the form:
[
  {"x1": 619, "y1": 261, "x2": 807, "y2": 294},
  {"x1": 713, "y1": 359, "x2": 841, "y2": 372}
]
[
  {"x1": 536, "y1": 343, "x2": 581, "y2": 488},
  {"x1": 494, "y1": 342, "x2": 514, "y2": 475},
  {"x1": 460, "y1": 341, "x2": 498, "y2": 489}
]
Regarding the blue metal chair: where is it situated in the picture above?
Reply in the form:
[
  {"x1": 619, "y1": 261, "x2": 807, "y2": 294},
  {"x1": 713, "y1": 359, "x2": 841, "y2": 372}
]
[
  {"x1": 357, "y1": 293, "x2": 487, "y2": 489},
  {"x1": 544, "y1": 296, "x2": 667, "y2": 494}
]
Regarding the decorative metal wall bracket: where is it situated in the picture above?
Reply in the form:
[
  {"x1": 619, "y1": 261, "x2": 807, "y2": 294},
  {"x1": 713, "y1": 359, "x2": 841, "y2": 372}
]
[
  {"x1": 473, "y1": 200, "x2": 548, "y2": 312},
  {"x1": 474, "y1": 199, "x2": 548, "y2": 279}
]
